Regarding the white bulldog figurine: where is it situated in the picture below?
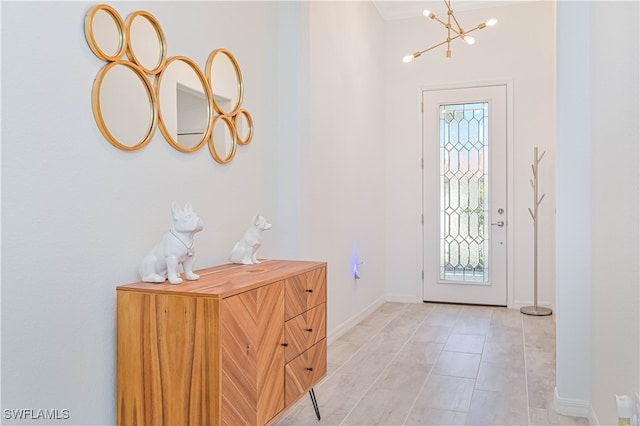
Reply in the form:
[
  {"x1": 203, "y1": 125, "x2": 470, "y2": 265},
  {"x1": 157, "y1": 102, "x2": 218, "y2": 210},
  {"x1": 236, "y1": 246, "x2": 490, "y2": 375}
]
[
  {"x1": 229, "y1": 215, "x2": 272, "y2": 265},
  {"x1": 139, "y1": 202, "x2": 204, "y2": 284}
]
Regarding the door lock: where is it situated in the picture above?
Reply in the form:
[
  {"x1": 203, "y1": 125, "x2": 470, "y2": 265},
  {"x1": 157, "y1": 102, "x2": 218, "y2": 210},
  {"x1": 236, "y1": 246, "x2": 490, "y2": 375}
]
[{"x1": 491, "y1": 220, "x2": 505, "y2": 227}]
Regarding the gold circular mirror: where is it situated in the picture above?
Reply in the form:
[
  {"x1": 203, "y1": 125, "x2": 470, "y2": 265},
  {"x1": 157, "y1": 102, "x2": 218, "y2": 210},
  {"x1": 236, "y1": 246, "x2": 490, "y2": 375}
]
[
  {"x1": 209, "y1": 115, "x2": 237, "y2": 164},
  {"x1": 85, "y1": 4, "x2": 126, "y2": 61},
  {"x1": 205, "y1": 48, "x2": 244, "y2": 116},
  {"x1": 156, "y1": 56, "x2": 213, "y2": 153},
  {"x1": 92, "y1": 61, "x2": 157, "y2": 151},
  {"x1": 233, "y1": 109, "x2": 254, "y2": 146},
  {"x1": 125, "y1": 10, "x2": 167, "y2": 75}
]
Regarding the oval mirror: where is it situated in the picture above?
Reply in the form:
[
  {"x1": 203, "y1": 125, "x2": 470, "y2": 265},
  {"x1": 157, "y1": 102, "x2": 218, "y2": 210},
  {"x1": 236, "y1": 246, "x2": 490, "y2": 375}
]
[
  {"x1": 205, "y1": 49, "x2": 244, "y2": 116},
  {"x1": 233, "y1": 109, "x2": 254, "y2": 146},
  {"x1": 209, "y1": 115, "x2": 237, "y2": 164},
  {"x1": 85, "y1": 4, "x2": 126, "y2": 61},
  {"x1": 125, "y1": 10, "x2": 167, "y2": 75},
  {"x1": 156, "y1": 56, "x2": 213, "y2": 153},
  {"x1": 92, "y1": 61, "x2": 157, "y2": 151}
]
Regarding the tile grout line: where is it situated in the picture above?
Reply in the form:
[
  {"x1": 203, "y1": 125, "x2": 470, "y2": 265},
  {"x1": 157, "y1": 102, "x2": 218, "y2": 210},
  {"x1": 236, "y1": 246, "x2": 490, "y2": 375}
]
[
  {"x1": 284, "y1": 303, "x2": 409, "y2": 423},
  {"x1": 402, "y1": 307, "x2": 448, "y2": 425},
  {"x1": 339, "y1": 303, "x2": 438, "y2": 426},
  {"x1": 458, "y1": 306, "x2": 493, "y2": 425}
]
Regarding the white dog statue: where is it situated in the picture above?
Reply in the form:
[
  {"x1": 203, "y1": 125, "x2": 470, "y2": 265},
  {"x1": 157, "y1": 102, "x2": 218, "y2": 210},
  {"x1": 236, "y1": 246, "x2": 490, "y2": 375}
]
[
  {"x1": 229, "y1": 215, "x2": 272, "y2": 265},
  {"x1": 139, "y1": 202, "x2": 204, "y2": 284}
]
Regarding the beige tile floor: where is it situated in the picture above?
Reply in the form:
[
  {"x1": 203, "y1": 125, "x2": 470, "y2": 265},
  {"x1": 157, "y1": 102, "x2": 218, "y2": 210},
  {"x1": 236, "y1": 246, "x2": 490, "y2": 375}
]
[{"x1": 275, "y1": 302, "x2": 589, "y2": 426}]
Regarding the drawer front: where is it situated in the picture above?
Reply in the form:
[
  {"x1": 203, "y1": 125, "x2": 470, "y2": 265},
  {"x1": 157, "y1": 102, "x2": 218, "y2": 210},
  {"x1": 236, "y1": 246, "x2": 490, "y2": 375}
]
[
  {"x1": 285, "y1": 339, "x2": 327, "y2": 407},
  {"x1": 285, "y1": 267, "x2": 326, "y2": 320},
  {"x1": 284, "y1": 303, "x2": 326, "y2": 363}
]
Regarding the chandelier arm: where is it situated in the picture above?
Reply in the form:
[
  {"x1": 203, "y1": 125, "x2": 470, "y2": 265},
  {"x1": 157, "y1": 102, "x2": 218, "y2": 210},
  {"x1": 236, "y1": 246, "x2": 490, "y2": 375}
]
[
  {"x1": 431, "y1": 14, "x2": 451, "y2": 29},
  {"x1": 416, "y1": 33, "x2": 463, "y2": 56},
  {"x1": 450, "y1": 11, "x2": 465, "y2": 34}
]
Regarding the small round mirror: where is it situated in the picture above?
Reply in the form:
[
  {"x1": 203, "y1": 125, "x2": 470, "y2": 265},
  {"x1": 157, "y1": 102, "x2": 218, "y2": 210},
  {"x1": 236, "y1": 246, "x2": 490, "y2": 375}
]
[
  {"x1": 209, "y1": 115, "x2": 237, "y2": 164},
  {"x1": 92, "y1": 61, "x2": 157, "y2": 150},
  {"x1": 206, "y1": 49, "x2": 244, "y2": 116},
  {"x1": 85, "y1": 4, "x2": 126, "y2": 61},
  {"x1": 125, "y1": 10, "x2": 167, "y2": 74},
  {"x1": 233, "y1": 109, "x2": 254, "y2": 146},
  {"x1": 156, "y1": 56, "x2": 213, "y2": 153}
]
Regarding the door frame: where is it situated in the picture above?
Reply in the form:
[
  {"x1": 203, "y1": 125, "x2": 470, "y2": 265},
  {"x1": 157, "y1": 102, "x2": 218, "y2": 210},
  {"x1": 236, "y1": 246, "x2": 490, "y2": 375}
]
[{"x1": 415, "y1": 79, "x2": 515, "y2": 308}]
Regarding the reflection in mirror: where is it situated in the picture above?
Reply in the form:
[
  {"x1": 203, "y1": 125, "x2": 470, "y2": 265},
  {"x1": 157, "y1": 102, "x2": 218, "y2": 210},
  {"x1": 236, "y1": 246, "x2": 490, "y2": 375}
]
[
  {"x1": 209, "y1": 115, "x2": 237, "y2": 164},
  {"x1": 206, "y1": 49, "x2": 243, "y2": 116},
  {"x1": 126, "y1": 11, "x2": 166, "y2": 74},
  {"x1": 176, "y1": 83, "x2": 209, "y2": 149},
  {"x1": 157, "y1": 56, "x2": 213, "y2": 153},
  {"x1": 234, "y1": 109, "x2": 254, "y2": 145},
  {"x1": 85, "y1": 4, "x2": 126, "y2": 61},
  {"x1": 92, "y1": 61, "x2": 157, "y2": 150}
]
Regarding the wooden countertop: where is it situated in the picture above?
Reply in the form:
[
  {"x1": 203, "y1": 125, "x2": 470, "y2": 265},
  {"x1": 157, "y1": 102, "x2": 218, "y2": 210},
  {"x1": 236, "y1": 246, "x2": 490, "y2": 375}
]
[{"x1": 117, "y1": 259, "x2": 327, "y2": 299}]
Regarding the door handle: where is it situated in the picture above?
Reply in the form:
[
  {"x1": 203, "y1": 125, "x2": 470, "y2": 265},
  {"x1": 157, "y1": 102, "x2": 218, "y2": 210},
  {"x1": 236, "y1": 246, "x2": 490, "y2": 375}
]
[{"x1": 491, "y1": 220, "x2": 505, "y2": 227}]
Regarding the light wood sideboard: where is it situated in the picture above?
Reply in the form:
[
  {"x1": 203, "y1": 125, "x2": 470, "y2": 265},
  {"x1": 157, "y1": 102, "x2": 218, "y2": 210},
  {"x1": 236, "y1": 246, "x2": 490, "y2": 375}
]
[{"x1": 116, "y1": 259, "x2": 327, "y2": 425}]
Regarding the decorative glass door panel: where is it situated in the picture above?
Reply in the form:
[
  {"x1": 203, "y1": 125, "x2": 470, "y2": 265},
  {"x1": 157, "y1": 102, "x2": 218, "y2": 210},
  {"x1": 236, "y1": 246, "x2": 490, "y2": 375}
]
[
  {"x1": 423, "y1": 85, "x2": 507, "y2": 306},
  {"x1": 440, "y1": 102, "x2": 489, "y2": 284}
]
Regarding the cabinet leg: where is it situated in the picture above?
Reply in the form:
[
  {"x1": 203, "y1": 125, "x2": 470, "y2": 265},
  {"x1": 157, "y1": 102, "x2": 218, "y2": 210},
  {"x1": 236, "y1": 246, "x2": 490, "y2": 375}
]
[{"x1": 309, "y1": 388, "x2": 321, "y2": 421}]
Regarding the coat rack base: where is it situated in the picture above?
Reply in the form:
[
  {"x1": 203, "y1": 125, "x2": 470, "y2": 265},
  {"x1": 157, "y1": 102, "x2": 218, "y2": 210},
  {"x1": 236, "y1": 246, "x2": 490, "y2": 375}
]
[{"x1": 520, "y1": 306, "x2": 552, "y2": 316}]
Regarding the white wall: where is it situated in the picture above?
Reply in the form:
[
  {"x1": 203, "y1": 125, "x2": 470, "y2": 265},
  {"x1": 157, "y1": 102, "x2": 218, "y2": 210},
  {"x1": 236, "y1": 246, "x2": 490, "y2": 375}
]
[
  {"x1": 588, "y1": 1, "x2": 639, "y2": 423},
  {"x1": 556, "y1": 1, "x2": 640, "y2": 424},
  {"x1": 0, "y1": 2, "x2": 282, "y2": 424},
  {"x1": 306, "y1": 1, "x2": 387, "y2": 335},
  {"x1": 555, "y1": 0, "x2": 592, "y2": 415},
  {"x1": 383, "y1": 2, "x2": 557, "y2": 307}
]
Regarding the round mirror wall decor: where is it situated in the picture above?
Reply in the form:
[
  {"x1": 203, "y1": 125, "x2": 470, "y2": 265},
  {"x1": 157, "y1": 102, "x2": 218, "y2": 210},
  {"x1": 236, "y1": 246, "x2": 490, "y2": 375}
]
[
  {"x1": 92, "y1": 61, "x2": 157, "y2": 151},
  {"x1": 156, "y1": 56, "x2": 214, "y2": 153},
  {"x1": 234, "y1": 109, "x2": 254, "y2": 146},
  {"x1": 209, "y1": 115, "x2": 238, "y2": 164},
  {"x1": 85, "y1": 4, "x2": 255, "y2": 164},
  {"x1": 125, "y1": 10, "x2": 167, "y2": 75},
  {"x1": 206, "y1": 48, "x2": 244, "y2": 116},
  {"x1": 85, "y1": 4, "x2": 126, "y2": 61}
]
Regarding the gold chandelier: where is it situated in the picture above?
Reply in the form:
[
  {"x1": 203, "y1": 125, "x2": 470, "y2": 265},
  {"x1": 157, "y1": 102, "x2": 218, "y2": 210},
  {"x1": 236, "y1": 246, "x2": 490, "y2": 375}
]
[{"x1": 403, "y1": 0, "x2": 497, "y2": 62}]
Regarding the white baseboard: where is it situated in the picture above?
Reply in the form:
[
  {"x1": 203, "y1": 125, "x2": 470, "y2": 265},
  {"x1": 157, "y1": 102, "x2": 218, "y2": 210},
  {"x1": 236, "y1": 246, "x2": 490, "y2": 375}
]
[
  {"x1": 554, "y1": 386, "x2": 590, "y2": 418},
  {"x1": 327, "y1": 296, "x2": 385, "y2": 344},
  {"x1": 385, "y1": 293, "x2": 421, "y2": 303}
]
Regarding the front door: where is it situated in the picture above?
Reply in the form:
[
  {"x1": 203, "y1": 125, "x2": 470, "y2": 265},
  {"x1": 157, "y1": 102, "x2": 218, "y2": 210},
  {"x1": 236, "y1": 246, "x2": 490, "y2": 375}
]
[{"x1": 422, "y1": 85, "x2": 507, "y2": 306}]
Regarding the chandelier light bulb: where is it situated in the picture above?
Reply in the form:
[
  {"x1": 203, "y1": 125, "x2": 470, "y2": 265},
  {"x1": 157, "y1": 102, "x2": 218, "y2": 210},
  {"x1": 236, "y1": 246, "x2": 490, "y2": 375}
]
[
  {"x1": 486, "y1": 18, "x2": 498, "y2": 27},
  {"x1": 464, "y1": 35, "x2": 475, "y2": 45},
  {"x1": 402, "y1": 54, "x2": 414, "y2": 63},
  {"x1": 423, "y1": 9, "x2": 431, "y2": 17}
]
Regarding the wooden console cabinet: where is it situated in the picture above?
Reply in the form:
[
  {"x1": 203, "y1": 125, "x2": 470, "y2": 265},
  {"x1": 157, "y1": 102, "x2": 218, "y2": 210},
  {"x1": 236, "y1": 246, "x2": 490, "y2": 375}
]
[{"x1": 116, "y1": 259, "x2": 327, "y2": 425}]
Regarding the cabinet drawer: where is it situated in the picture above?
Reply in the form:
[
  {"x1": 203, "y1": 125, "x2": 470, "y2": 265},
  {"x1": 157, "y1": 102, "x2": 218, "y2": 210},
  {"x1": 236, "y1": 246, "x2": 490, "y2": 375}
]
[
  {"x1": 284, "y1": 303, "x2": 326, "y2": 363},
  {"x1": 285, "y1": 339, "x2": 327, "y2": 407},
  {"x1": 285, "y1": 267, "x2": 326, "y2": 320}
]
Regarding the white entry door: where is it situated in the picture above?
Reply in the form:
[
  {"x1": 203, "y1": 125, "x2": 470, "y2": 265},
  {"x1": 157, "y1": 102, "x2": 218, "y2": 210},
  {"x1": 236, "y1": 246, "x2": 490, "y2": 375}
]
[{"x1": 422, "y1": 85, "x2": 507, "y2": 306}]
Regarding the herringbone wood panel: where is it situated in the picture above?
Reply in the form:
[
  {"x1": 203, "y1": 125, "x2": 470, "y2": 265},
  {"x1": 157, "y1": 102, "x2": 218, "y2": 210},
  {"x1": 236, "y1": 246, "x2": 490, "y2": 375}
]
[
  {"x1": 284, "y1": 340, "x2": 327, "y2": 407},
  {"x1": 284, "y1": 304, "x2": 326, "y2": 363},
  {"x1": 285, "y1": 268, "x2": 326, "y2": 320},
  {"x1": 221, "y1": 282, "x2": 285, "y2": 425}
]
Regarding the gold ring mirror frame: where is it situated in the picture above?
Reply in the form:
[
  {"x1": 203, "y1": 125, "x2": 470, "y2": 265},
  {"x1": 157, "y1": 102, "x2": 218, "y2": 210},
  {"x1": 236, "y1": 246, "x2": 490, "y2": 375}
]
[
  {"x1": 125, "y1": 10, "x2": 167, "y2": 75},
  {"x1": 92, "y1": 60, "x2": 158, "y2": 151},
  {"x1": 156, "y1": 56, "x2": 214, "y2": 153},
  {"x1": 85, "y1": 4, "x2": 127, "y2": 62},
  {"x1": 209, "y1": 115, "x2": 238, "y2": 164},
  {"x1": 205, "y1": 48, "x2": 244, "y2": 116},
  {"x1": 234, "y1": 109, "x2": 254, "y2": 146},
  {"x1": 85, "y1": 4, "x2": 254, "y2": 164}
]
